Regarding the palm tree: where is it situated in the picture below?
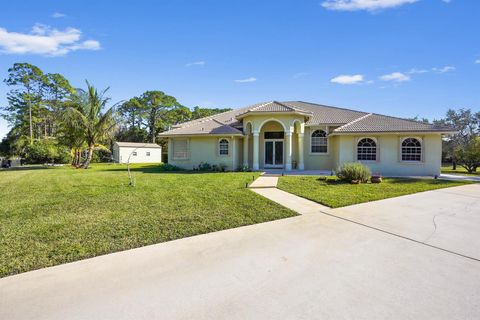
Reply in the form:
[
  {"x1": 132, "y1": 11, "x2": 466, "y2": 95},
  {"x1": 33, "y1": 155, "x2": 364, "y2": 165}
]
[{"x1": 64, "y1": 81, "x2": 116, "y2": 169}]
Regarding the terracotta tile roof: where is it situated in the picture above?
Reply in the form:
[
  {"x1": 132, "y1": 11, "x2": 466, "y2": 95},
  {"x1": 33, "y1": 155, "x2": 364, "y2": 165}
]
[{"x1": 159, "y1": 101, "x2": 455, "y2": 136}]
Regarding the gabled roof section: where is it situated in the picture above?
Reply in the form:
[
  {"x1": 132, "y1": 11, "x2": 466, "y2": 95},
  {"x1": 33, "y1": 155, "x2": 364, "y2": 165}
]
[
  {"x1": 283, "y1": 101, "x2": 369, "y2": 125},
  {"x1": 333, "y1": 113, "x2": 455, "y2": 134},
  {"x1": 236, "y1": 101, "x2": 312, "y2": 119},
  {"x1": 158, "y1": 117, "x2": 243, "y2": 136}
]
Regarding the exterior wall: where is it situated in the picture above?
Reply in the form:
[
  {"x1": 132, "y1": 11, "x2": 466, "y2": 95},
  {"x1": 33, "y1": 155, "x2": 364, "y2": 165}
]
[
  {"x1": 113, "y1": 145, "x2": 162, "y2": 164},
  {"x1": 303, "y1": 126, "x2": 336, "y2": 171},
  {"x1": 336, "y1": 134, "x2": 442, "y2": 176},
  {"x1": 168, "y1": 136, "x2": 238, "y2": 170}
]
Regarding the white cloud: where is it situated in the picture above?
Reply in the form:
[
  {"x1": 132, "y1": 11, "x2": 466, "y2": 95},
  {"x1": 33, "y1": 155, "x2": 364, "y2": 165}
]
[
  {"x1": 321, "y1": 0, "x2": 418, "y2": 12},
  {"x1": 0, "y1": 24, "x2": 100, "y2": 56},
  {"x1": 52, "y1": 12, "x2": 66, "y2": 18},
  {"x1": 475, "y1": 59, "x2": 480, "y2": 64},
  {"x1": 330, "y1": 74, "x2": 365, "y2": 84},
  {"x1": 185, "y1": 61, "x2": 205, "y2": 67},
  {"x1": 234, "y1": 77, "x2": 257, "y2": 83},
  {"x1": 442, "y1": 0, "x2": 451, "y2": 3},
  {"x1": 432, "y1": 66, "x2": 455, "y2": 73},
  {"x1": 380, "y1": 72, "x2": 410, "y2": 82},
  {"x1": 407, "y1": 68, "x2": 428, "y2": 74}
]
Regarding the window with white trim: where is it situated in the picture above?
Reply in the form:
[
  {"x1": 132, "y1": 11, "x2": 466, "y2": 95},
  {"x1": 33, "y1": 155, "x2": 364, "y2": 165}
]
[
  {"x1": 219, "y1": 139, "x2": 229, "y2": 156},
  {"x1": 401, "y1": 138, "x2": 422, "y2": 161},
  {"x1": 311, "y1": 130, "x2": 327, "y2": 153},
  {"x1": 146, "y1": 152, "x2": 151, "y2": 156},
  {"x1": 132, "y1": 151, "x2": 137, "y2": 156},
  {"x1": 173, "y1": 139, "x2": 188, "y2": 160},
  {"x1": 357, "y1": 138, "x2": 377, "y2": 161}
]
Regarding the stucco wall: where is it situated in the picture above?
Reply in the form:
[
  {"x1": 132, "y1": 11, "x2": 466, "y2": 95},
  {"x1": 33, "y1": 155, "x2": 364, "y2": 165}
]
[
  {"x1": 168, "y1": 136, "x2": 237, "y2": 170},
  {"x1": 113, "y1": 145, "x2": 162, "y2": 164},
  {"x1": 303, "y1": 126, "x2": 336, "y2": 170},
  {"x1": 336, "y1": 134, "x2": 442, "y2": 176}
]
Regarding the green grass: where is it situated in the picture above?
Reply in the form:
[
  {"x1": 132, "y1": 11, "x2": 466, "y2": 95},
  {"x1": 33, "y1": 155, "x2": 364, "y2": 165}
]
[
  {"x1": 0, "y1": 164, "x2": 296, "y2": 277},
  {"x1": 277, "y1": 176, "x2": 470, "y2": 208},
  {"x1": 441, "y1": 164, "x2": 479, "y2": 176}
]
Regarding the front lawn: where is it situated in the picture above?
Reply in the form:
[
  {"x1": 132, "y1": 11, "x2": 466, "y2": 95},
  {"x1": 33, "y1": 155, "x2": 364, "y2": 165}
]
[
  {"x1": 0, "y1": 164, "x2": 295, "y2": 277},
  {"x1": 441, "y1": 164, "x2": 479, "y2": 176},
  {"x1": 277, "y1": 176, "x2": 470, "y2": 208}
]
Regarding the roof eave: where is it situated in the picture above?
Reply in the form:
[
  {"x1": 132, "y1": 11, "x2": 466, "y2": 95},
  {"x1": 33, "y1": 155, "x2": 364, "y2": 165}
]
[
  {"x1": 330, "y1": 130, "x2": 458, "y2": 136},
  {"x1": 236, "y1": 111, "x2": 312, "y2": 120}
]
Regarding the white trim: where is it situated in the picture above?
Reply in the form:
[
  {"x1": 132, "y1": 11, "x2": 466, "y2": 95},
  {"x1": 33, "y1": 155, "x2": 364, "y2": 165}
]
[
  {"x1": 399, "y1": 136, "x2": 424, "y2": 163},
  {"x1": 309, "y1": 128, "x2": 329, "y2": 155},
  {"x1": 258, "y1": 118, "x2": 287, "y2": 133},
  {"x1": 356, "y1": 137, "x2": 379, "y2": 162},
  {"x1": 217, "y1": 137, "x2": 230, "y2": 157}
]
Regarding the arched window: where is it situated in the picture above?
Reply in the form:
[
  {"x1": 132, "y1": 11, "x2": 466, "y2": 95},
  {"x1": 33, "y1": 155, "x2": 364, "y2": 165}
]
[
  {"x1": 219, "y1": 139, "x2": 229, "y2": 155},
  {"x1": 311, "y1": 130, "x2": 327, "y2": 153},
  {"x1": 401, "y1": 138, "x2": 422, "y2": 161},
  {"x1": 357, "y1": 138, "x2": 377, "y2": 161}
]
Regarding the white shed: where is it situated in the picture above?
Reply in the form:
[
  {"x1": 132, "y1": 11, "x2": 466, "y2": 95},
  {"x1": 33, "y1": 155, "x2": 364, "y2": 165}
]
[{"x1": 112, "y1": 142, "x2": 162, "y2": 164}]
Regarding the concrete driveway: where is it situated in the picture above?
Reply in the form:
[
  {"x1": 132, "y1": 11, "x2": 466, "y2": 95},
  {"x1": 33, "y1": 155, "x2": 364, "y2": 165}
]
[{"x1": 1, "y1": 184, "x2": 479, "y2": 319}]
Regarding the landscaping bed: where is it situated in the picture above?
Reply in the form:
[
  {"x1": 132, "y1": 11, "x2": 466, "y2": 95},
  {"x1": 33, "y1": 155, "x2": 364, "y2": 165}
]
[
  {"x1": 0, "y1": 164, "x2": 295, "y2": 277},
  {"x1": 277, "y1": 176, "x2": 470, "y2": 208}
]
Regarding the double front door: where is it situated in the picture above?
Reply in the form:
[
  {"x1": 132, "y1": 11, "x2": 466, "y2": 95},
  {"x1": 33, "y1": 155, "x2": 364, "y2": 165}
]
[{"x1": 264, "y1": 139, "x2": 284, "y2": 168}]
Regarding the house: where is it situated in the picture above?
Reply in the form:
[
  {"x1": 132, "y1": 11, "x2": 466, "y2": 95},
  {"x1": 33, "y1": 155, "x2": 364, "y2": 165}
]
[
  {"x1": 112, "y1": 142, "x2": 162, "y2": 164},
  {"x1": 158, "y1": 101, "x2": 454, "y2": 176}
]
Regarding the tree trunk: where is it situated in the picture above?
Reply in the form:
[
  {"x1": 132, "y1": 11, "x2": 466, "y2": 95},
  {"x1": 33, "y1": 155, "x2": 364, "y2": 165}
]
[
  {"x1": 452, "y1": 159, "x2": 456, "y2": 170},
  {"x1": 28, "y1": 89, "x2": 33, "y2": 145},
  {"x1": 82, "y1": 145, "x2": 94, "y2": 169},
  {"x1": 76, "y1": 150, "x2": 82, "y2": 167}
]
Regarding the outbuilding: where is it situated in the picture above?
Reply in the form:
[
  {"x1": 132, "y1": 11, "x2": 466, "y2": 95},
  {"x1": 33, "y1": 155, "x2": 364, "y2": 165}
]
[{"x1": 112, "y1": 142, "x2": 162, "y2": 164}]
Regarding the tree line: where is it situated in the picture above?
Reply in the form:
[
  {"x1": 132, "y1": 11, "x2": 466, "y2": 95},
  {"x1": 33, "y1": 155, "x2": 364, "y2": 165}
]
[{"x1": 0, "y1": 63, "x2": 230, "y2": 168}]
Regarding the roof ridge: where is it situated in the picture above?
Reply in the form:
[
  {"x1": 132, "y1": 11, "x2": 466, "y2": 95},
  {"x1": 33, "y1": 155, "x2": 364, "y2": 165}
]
[
  {"x1": 333, "y1": 113, "x2": 373, "y2": 132},
  {"x1": 369, "y1": 112, "x2": 434, "y2": 126},
  {"x1": 290, "y1": 101, "x2": 369, "y2": 115},
  {"x1": 248, "y1": 101, "x2": 274, "y2": 112}
]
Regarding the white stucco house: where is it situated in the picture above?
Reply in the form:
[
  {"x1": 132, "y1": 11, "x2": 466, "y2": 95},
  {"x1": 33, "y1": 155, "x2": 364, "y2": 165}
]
[
  {"x1": 159, "y1": 101, "x2": 455, "y2": 176},
  {"x1": 112, "y1": 142, "x2": 162, "y2": 164}
]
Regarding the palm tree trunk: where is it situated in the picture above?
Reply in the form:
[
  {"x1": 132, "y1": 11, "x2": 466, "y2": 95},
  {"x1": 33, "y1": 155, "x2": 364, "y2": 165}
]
[
  {"x1": 82, "y1": 145, "x2": 94, "y2": 169},
  {"x1": 71, "y1": 149, "x2": 77, "y2": 166}
]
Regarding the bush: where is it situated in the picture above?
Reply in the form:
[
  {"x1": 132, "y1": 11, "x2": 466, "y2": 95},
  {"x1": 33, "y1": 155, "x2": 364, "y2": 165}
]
[
  {"x1": 198, "y1": 162, "x2": 212, "y2": 171},
  {"x1": 158, "y1": 163, "x2": 183, "y2": 171},
  {"x1": 91, "y1": 148, "x2": 113, "y2": 163},
  {"x1": 336, "y1": 162, "x2": 371, "y2": 183},
  {"x1": 24, "y1": 140, "x2": 70, "y2": 164}
]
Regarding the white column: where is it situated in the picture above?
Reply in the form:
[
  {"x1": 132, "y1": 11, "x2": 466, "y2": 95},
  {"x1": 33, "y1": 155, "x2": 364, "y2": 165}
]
[
  {"x1": 252, "y1": 132, "x2": 259, "y2": 170},
  {"x1": 298, "y1": 133, "x2": 304, "y2": 170},
  {"x1": 285, "y1": 132, "x2": 292, "y2": 171},
  {"x1": 243, "y1": 135, "x2": 249, "y2": 167}
]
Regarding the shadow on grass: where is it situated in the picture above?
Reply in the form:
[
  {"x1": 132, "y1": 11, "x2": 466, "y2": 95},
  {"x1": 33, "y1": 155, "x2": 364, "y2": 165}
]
[
  {"x1": 101, "y1": 165, "x2": 233, "y2": 175},
  {"x1": 0, "y1": 165, "x2": 55, "y2": 172}
]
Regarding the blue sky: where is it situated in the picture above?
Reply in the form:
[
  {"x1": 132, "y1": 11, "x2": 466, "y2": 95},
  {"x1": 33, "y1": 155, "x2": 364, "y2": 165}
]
[{"x1": 1, "y1": 0, "x2": 479, "y2": 139}]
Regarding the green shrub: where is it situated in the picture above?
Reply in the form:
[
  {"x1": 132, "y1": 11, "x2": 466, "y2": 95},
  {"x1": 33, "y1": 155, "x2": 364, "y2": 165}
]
[
  {"x1": 336, "y1": 162, "x2": 371, "y2": 183},
  {"x1": 91, "y1": 148, "x2": 113, "y2": 163},
  {"x1": 24, "y1": 140, "x2": 70, "y2": 164},
  {"x1": 158, "y1": 163, "x2": 183, "y2": 171},
  {"x1": 198, "y1": 162, "x2": 212, "y2": 171}
]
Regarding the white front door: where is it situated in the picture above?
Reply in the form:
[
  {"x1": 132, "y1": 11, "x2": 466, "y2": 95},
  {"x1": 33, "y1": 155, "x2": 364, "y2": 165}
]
[{"x1": 264, "y1": 139, "x2": 284, "y2": 168}]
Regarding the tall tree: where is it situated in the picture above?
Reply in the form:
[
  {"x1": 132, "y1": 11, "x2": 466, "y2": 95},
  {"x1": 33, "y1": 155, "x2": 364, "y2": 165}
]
[
  {"x1": 64, "y1": 82, "x2": 116, "y2": 168},
  {"x1": 3, "y1": 63, "x2": 46, "y2": 144},
  {"x1": 435, "y1": 108, "x2": 480, "y2": 169},
  {"x1": 139, "y1": 91, "x2": 182, "y2": 143}
]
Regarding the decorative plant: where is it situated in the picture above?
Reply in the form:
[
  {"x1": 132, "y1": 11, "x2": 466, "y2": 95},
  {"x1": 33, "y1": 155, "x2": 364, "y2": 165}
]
[{"x1": 336, "y1": 162, "x2": 371, "y2": 183}]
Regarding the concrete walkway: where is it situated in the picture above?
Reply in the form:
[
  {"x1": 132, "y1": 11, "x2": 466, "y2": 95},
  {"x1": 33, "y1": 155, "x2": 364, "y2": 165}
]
[{"x1": 249, "y1": 174, "x2": 329, "y2": 213}]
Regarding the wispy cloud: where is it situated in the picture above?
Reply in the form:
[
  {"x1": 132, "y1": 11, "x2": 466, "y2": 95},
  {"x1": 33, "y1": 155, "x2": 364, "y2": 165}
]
[
  {"x1": 330, "y1": 74, "x2": 365, "y2": 84},
  {"x1": 380, "y1": 72, "x2": 410, "y2": 82},
  {"x1": 234, "y1": 77, "x2": 257, "y2": 83},
  {"x1": 0, "y1": 24, "x2": 100, "y2": 56},
  {"x1": 432, "y1": 66, "x2": 455, "y2": 73},
  {"x1": 293, "y1": 72, "x2": 310, "y2": 79},
  {"x1": 321, "y1": 0, "x2": 418, "y2": 12},
  {"x1": 475, "y1": 59, "x2": 480, "y2": 64},
  {"x1": 442, "y1": 0, "x2": 452, "y2": 3},
  {"x1": 185, "y1": 61, "x2": 205, "y2": 67},
  {"x1": 407, "y1": 68, "x2": 428, "y2": 74},
  {"x1": 52, "y1": 12, "x2": 66, "y2": 18}
]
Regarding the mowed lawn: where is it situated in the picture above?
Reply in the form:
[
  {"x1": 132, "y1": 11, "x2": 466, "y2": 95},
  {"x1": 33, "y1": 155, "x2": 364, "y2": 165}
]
[
  {"x1": 0, "y1": 164, "x2": 295, "y2": 277},
  {"x1": 441, "y1": 164, "x2": 479, "y2": 176},
  {"x1": 277, "y1": 176, "x2": 470, "y2": 208}
]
